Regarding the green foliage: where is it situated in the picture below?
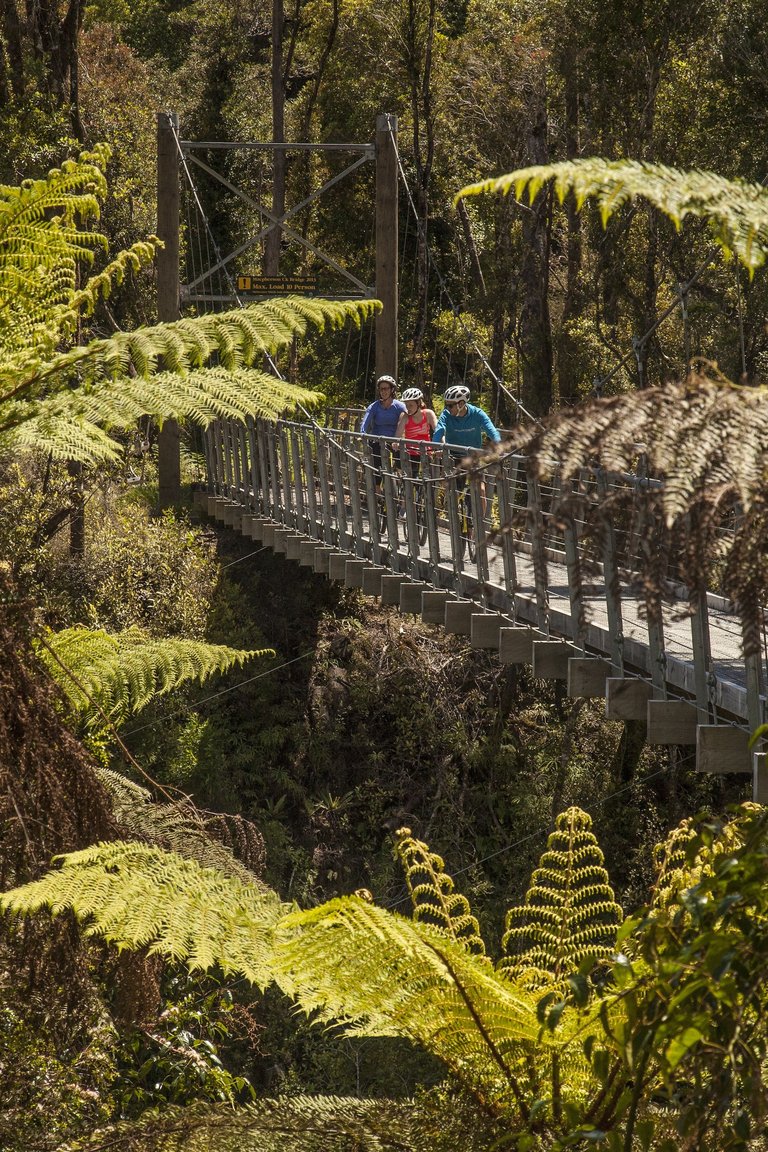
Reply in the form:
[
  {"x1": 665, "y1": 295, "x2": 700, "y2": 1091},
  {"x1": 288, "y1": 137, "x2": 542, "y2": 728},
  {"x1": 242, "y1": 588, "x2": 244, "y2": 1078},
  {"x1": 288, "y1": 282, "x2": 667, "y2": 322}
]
[
  {"x1": 0, "y1": 992, "x2": 115, "y2": 1149},
  {"x1": 394, "y1": 826, "x2": 487, "y2": 957},
  {"x1": 0, "y1": 143, "x2": 379, "y2": 466},
  {"x1": 2, "y1": 841, "x2": 286, "y2": 982},
  {"x1": 67, "y1": 502, "x2": 220, "y2": 638},
  {"x1": 458, "y1": 158, "x2": 768, "y2": 273},
  {"x1": 66, "y1": 1095, "x2": 437, "y2": 1151},
  {"x1": 36, "y1": 624, "x2": 272, "y2": 728},
  {"x1": 97, "y1": 767, "x2": 267, "y2": 883},
  {"x1": 499, "y1": 806, "x2": 623, "y2": 992},
  {"x1": 9, "y1": 804, "x2": 768, "y2": 1148},
  {"x1": 113, "y1": 977, "x2": 255, "y2": 1119}
]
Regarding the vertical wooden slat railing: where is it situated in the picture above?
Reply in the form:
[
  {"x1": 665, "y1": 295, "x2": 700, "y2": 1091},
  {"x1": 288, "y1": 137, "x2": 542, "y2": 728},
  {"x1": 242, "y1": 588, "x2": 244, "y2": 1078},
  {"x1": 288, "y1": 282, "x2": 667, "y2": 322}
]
[{"x1": 203, "y1": 413, "x2": 765, "y2": 733}]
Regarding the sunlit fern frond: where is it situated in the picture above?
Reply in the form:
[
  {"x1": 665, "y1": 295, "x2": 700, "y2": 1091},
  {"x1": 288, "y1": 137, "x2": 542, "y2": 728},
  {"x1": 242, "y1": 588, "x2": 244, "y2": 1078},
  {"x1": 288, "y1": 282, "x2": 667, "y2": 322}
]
[
  {"x1": 0, "y1": 841, "x2": 286, "y2": 982},
  {"x1": 487, "y1": 371, "x2": 768, "y2": 646},
  {"x1": 651, "y1": 803, "x2": 765, "y2": 912},
  {"x1": 457, "y1": 158, "x2": 768, "y2": 273},
  {"x1": 393, "y1": 827, "x2": 487, "y2": 957},
  {"x1": 499, "y1": 808, "x2": 622, "y2": 992},
  {"x1": 1, "y1": 301, "x2": 376, "y2": 464},
  {"x1": 36, "y1": 625, "x2": 273, "y2": 727},
  {"x1": 63, "y1": 1097, "x2": 434, "y2": 1152},
  {"x1": 273, "y1": 895, "x2": 545, "y2": 1109},
  {"x1": 9, "y1": 376, "x2": 323, "y2": 465},
  {"x1": 499, "y1": 372, "x2": 767, "y2": 526},
  {"x1": 95, "y1": 767, "x2": 267, "y2": 884},
  {"x1": 0, "y1": 145, "x2": 112, "y2": 356}
]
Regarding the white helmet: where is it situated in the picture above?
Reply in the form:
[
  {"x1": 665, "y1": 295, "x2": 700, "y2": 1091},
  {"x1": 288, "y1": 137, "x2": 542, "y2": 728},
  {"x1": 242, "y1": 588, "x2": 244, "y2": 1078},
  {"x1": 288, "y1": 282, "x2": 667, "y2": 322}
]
[
  {"x1": 444, "y1": 384, "x2": 470, "y2": 403},
  {"x1": 377, "y1": 374, "x2": 397, "y2": 392},
  {"x1": 401, "y1": 387, "x2": 423, "y2": 402}
]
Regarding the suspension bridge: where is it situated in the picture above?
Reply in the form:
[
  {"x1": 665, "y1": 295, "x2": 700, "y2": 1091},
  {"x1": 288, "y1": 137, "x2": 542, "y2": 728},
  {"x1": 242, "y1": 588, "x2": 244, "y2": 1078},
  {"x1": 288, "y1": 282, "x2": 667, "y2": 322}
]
[
  {"x1": 156, "y1": 110, "x2": 768, "y2": 797},
  {"x1": 196, "y1": 413, "x2": 767, "y2": 798}
]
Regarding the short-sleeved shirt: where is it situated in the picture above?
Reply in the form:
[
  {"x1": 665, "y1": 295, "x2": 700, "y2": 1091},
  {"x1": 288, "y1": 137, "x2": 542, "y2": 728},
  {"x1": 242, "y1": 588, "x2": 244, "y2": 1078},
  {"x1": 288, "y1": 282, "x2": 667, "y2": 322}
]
[{"x1": 361, "y1": 399, "x2": 406, "y2": 438}]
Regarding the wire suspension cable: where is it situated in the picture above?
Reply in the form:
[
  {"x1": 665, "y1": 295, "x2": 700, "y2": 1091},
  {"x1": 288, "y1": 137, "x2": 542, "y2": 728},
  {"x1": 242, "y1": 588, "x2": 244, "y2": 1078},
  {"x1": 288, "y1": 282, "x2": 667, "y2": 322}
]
[{"x1": 388, "y1": 125, "x2": 541, "y2": 427}]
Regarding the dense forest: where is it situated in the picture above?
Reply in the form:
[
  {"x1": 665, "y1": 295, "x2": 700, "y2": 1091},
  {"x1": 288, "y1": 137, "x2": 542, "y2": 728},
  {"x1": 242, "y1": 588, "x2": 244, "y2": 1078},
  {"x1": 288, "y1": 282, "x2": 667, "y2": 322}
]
[{"x1": 3, "y1": 1, "x2": 768, "y2": 1149}]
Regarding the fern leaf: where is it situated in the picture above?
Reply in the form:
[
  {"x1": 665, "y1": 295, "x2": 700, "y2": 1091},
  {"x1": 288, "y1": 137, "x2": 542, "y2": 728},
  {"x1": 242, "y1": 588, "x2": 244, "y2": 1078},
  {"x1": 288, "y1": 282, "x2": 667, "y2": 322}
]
[
  {"x1": 394, "y1": 827, "x2": 487, "y2": 957},
  {"x1": 0, "y1": 842, "x2": 286, "y2": 984},
  {"x1": 457, "y1": 158, "x2": 768, "y2": 273},
  {"x1": 96, "y1": 767, "x2": 267, "y2": 884},
  {"x1": 273, "y1": 895, "x2": 543, "y2": 1105},
  {"x1": 64, "y1": 1097, "x2": 436, "y2": 1151},
  {"x1": 499, "y1": 808, "x2": 622, "y2": 992},
  {"x1": 2, "y1": 303, "x2": 376, "y2": 464},
  {"x1": 36, "y1": 626, "x2": 272, "y2": 727}
]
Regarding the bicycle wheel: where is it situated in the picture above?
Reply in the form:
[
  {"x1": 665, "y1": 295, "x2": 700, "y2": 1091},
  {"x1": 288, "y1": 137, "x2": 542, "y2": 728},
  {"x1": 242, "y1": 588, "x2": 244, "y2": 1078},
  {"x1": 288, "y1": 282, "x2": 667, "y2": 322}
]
[
  {"x1": 464, "y1": 491, "x2": 476, "y2": 563},
  {"x1": 416, "y1": 482, "x2": 428, "y2": 545},
  {"x1": 457, "y1": 491, "x2": 468, "y2": 560}
]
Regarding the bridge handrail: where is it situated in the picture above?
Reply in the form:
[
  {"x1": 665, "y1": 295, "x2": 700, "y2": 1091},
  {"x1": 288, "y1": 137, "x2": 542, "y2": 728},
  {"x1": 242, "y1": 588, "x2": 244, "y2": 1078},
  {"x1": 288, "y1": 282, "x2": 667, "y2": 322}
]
[{"x1": 204, "y1": 414, "x2": 766, "y2": 732}]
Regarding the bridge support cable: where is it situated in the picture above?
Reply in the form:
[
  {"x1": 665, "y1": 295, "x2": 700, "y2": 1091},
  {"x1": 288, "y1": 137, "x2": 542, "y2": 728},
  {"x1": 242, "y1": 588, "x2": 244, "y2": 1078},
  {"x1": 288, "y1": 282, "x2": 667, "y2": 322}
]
[{"x1": 387, "y1": 124, "x2": 539, "y2": 427}]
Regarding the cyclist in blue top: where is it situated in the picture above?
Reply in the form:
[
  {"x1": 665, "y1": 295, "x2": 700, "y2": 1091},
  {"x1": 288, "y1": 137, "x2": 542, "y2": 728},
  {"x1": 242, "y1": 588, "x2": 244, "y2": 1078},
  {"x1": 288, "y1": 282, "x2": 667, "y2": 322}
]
[
  {"x1": 432, "y1": 384, "x2": 501, "y2": 520},
  {"x1": 361, "y1": 374, "x2": 406, "y2": 490}
]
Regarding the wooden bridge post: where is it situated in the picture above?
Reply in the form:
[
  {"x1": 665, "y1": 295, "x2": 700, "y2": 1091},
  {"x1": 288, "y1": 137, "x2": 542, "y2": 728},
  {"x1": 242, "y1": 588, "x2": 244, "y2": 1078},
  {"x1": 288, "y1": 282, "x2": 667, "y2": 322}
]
[
  {"x1": 156, "y1": 110, "x2": 181, "y2": 508},
  {"x1": 376, "y1": 114, "x2": 398, "y2": 381}
]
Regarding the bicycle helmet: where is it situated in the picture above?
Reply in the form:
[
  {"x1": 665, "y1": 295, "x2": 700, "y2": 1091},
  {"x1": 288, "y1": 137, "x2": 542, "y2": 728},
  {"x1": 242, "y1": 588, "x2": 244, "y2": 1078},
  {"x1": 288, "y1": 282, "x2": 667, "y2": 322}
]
[
  {"x1": 376, "y1": 374, "x2": 397, "y2": 392},
  {"x1": 444, "y1": 384, "x2": 470, "y2": 403},
  {"x1": 401, "y1": 387, "x2": 424, "y2": 402}
]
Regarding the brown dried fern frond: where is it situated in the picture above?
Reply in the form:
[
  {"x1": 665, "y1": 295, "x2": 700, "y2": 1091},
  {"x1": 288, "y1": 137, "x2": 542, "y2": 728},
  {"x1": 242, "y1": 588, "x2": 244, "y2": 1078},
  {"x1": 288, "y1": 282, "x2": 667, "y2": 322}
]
[
  {"x1": 483, "y1": 371, "x2": 768, "y2": 646},
  {"x1": 497, "y1": 371, "x2": 767, "y2": 526}
]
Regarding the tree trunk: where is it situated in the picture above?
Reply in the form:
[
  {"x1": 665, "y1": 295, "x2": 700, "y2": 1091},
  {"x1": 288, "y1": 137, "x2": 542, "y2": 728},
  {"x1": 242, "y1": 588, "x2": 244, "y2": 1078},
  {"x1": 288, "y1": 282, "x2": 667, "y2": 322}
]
[
  {"x1": 264, "y1": 0, "x2": 286, "y2": 277},
  {"x1": 556, "y1": 39, "x2": 583, "y2": 406},
  {"x1": 1, "y1": 0, "x2": 24, "y2": 101},
  {"x1": 517, "y1": 86, "x2": 553, "y2": 416},
  {"x1": 406, "y1": 0, "x2": 436, "y2": 391}
]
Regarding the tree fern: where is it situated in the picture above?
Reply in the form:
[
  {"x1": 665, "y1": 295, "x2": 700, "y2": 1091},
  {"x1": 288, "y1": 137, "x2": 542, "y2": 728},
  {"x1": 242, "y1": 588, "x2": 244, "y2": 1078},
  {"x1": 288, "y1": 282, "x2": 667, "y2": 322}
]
[
  {"x1": 458, "y1": 158, "x2": 768, "y2": 273},
  {"x1": 499, "y1": 807, "x2": 622, "y2": 991},
  {"x1": 1, "y1": 841, "x2": 286, "y2": 983},
  {"x1": 36, "y1": 625, "x2": 273, "y2": 728},
  {"x1": 0, "y1": 144, "x2": 379, "y2": 465},
  {"x1": 393, "y1": 827, "x2": 487, "y2": 957},
  {"x1": 0, "y1": 830, "x2": 621, "y2": 1138},
  {"x1": 63, "y1": 1096, "x2": 439, "y2": 1151},
  {"x1": 96, "y1": 767, "x2": 267, "y2": 884}
]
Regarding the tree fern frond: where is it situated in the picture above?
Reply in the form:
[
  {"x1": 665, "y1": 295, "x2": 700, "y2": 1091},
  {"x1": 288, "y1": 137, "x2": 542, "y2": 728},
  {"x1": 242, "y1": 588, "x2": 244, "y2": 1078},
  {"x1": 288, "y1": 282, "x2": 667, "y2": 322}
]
[
  {"x1": 393, "y1": 827, "x2": 487, "y2": 957},
  {"x1": 65, "y1": 1097, "x2": 435, "y2": 1152},
  {"x1": 499, "y1": 808, "x2": 622, "y2": 992},
  {"x1": 36, "y1": 625, "x2": 273, "y2": 727},
  {"x1": 486, "y1": 370, "x2": 768, "y2": 637},
  {"x1": 273, "y1": 895, "x2": 542, "y2": 1105},
  {"x1": 0, "y1": 842, "x2": 286, "y2": 982},
  {"x1": 0, "y1": 145, "x2": 112, "y2": 356},
  {"x1": 0, "y1": 300, "x2": 373, "y2": 462},
  {"x1": 8, "y1": 371, "x2": 324, "y2": 464},
  {"x1": 95, "y1": 767, "x2": 267, "y2": 884},
  {"x1": 651, "y1": 804, "x2": 764, "y2": 912},
  {"x1": 457, "y1": 158, "x2": 768, "y2": 272}
]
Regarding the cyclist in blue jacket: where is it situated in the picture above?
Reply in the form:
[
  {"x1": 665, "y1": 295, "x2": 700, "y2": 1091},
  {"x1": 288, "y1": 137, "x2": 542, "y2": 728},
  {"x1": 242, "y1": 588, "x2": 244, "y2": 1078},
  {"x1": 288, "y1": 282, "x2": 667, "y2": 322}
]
[
  {"x1": 432, "y1": 384, "x2": 501, "y2": 521},
  {"x1": 360, "y1": 374, "x2": 406, "y2": 491}
]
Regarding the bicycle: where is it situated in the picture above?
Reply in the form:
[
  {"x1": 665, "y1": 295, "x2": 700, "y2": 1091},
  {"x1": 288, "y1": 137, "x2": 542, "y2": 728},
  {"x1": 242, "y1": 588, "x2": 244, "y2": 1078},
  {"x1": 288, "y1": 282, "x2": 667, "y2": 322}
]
[
  {"x1": 457, "y1": 483, "x2": 477, "y2": 563},
  {"x1": 400, "y1": 460, "x2": 429, "y2": 547}
]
